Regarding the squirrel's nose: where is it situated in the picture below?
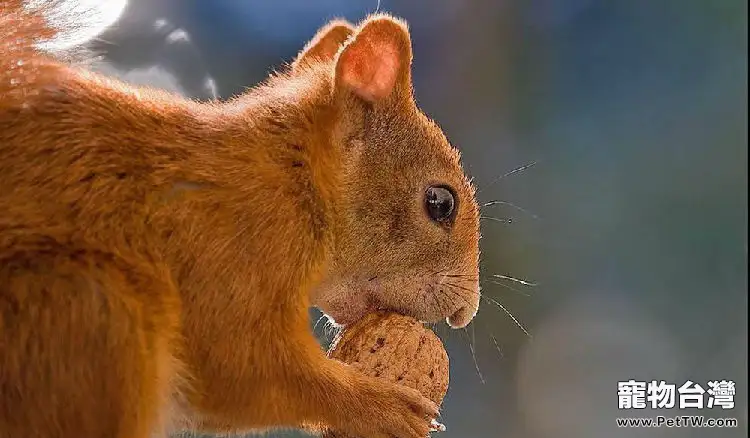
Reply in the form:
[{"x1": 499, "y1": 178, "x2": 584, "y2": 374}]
[{"x1": 447, "y1": 306, "x2": 474, "y2": 329}]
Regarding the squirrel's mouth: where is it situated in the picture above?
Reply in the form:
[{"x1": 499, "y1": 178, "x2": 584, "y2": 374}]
[
  {"x1": 312, "y1": 273, "x2": 479, "y2": 329},
  {"x1": 323, "y1": 300, "x2": 470, "y2": 330}
]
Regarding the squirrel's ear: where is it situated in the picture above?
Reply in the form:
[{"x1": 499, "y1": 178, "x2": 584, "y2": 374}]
[
  {"x1": 291, "y1": 20, "x2": 355, "y2": 72},
  {"x1": 334, "y1": 15, "x2": 412, "y2": 103}
]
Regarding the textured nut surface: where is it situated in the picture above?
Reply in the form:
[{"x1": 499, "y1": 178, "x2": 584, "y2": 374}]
[{"x1": 323, "y1": 311, "x2": 449, "y2": 438}]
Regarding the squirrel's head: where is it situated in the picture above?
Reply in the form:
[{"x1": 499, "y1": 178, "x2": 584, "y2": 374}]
[{"x1": 295, "y1": 15, "x2": 481, "y2": 329}]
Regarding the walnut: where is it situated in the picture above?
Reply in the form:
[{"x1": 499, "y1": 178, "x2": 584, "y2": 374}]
[{"x1": 323, "y1": 311, "x2": 449, "y2": 438}]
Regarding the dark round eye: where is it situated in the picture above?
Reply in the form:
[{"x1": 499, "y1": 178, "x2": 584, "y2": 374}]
[{"x1": 425, "y1": 186, "x2": 455, "y2": 223}]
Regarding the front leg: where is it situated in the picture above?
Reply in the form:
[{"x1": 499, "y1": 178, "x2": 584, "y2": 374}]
[{"x1": 189, "y1": 318, "x2": 438, "y2": 438}]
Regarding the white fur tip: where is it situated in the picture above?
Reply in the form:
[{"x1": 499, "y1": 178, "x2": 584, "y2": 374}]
[{"x1": 25, "y1": 0, "x2": 128, "y2": 52}]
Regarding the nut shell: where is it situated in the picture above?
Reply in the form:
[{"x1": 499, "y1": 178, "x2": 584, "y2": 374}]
[{"x1": 323, "y1": 311, "x2": 449, "y2": 438}]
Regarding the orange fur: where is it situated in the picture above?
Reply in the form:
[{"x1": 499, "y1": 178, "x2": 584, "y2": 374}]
[{"x1": 0, "y1": 2, "x2": 480, "y2": 437}]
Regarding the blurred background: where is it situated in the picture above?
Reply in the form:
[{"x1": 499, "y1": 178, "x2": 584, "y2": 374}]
[{"x1": 84, "y1": 1, "x2": 747, "y2": 437}]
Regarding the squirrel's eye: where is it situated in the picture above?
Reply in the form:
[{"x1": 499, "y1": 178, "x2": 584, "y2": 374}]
[{"x1": 425, "y1": 186, "x2": 455, "y2": 223}]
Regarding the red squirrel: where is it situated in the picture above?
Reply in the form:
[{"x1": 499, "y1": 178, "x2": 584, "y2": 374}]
[{"x1": 0, "y1": 1, "x2": 481, "y2": 437}]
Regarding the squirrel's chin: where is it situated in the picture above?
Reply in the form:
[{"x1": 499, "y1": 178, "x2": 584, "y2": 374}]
[
  {"x1": 315, "y1": 295, "x2": 377, "y2": 328},
  {"x1": 321, "y1": 307, "x2": 369, "y2": 328}
]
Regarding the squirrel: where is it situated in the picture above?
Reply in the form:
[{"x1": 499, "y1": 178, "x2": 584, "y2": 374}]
[{"x1": 0, "y1": 1, "x2": 481, "y2": 438}]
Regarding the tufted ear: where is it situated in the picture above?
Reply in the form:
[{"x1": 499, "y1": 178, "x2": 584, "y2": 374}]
[
  {"x1": 334, "y1": 14, "x2": 412, "y2": 103},
  {"x1": 291, "y1": 19, "x2": 355, "y2": 72}
]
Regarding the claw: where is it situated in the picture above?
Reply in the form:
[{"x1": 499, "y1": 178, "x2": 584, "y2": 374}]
[{"x1": 429, "y1": 419, "x2": 446, "y2": 432}]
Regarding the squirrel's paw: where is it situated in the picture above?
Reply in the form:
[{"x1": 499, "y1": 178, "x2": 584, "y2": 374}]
[{"x1": 332, "y1": 374, "x2": 440, "y2": 438}]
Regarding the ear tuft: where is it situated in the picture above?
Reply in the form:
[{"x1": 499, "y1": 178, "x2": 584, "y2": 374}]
[
  {"x1": 335, "y1": 15, "x2": 412, "y2": 103},
  {"x1": 291, "y1": 19, "x2": 355, "y2": 72}
]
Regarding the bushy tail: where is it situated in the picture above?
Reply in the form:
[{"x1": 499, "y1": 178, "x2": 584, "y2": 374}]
[
  {"x1": 1, "y1": 1, "x2": 48, "y2": 98},
  {"x1": 1, "y1": 0, "x2": 126, "y2": 97},
  {"x1": 1, "y1": 1, "x2": 54, "y2": 63}
]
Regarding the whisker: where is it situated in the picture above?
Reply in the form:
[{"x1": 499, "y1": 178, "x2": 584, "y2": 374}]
[
  {"x1": 480, "y1": 216, "x2": 513, "y2": 224},
  {"x1": 471, "y1": 322, "x2": 478, "y2": 355},
  {"x1": 488, "y1": 161, "x2": 538, "y2": 186},
  {"x1": 462, "y1": 326, "x2": 485, "y2": 384},
  {"x1": 482, "y1": 200, "x2": 540, "y2": 220},
  {"x1": 480, "y1": 295, "x2": 531, "y2": 337},
  {"x1": 442, "y1": 279, "x2": 531, "y2": 301},
  {"x1": 442, "y1": 274, "x2": 479, "y2": 283},
  {"x1": 490, "y1": 274, "x2": 538, "y2": 287},
  {"x1": 313, "y1": 314, "x2": 327, "y2": 334},
  {"x1": 443, "y1": 282, "x2": 479, "y2": 297},
  {"x1": 437, "y1": 281, "x2": 532, "y2": 339},
  {"x1": 332, "y1": 323, "x2": 343, "y2": 342},
  {"x1": 488, "y1": 331, "x2": 504, "y2": 359},
  {"x1": 322, "y1": 319, "x2": 341, "y2": 342},
  {"x1": 441, "y1": 281, "x2": 529, "y2": 337},
  {"x1": 484, "y1": 279, "x2": 530, "y2": 297}
]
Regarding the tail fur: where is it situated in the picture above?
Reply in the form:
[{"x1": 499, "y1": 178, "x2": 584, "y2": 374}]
[{"x1": 1, "y1": 0, "x2": 125, "y2": 97}]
